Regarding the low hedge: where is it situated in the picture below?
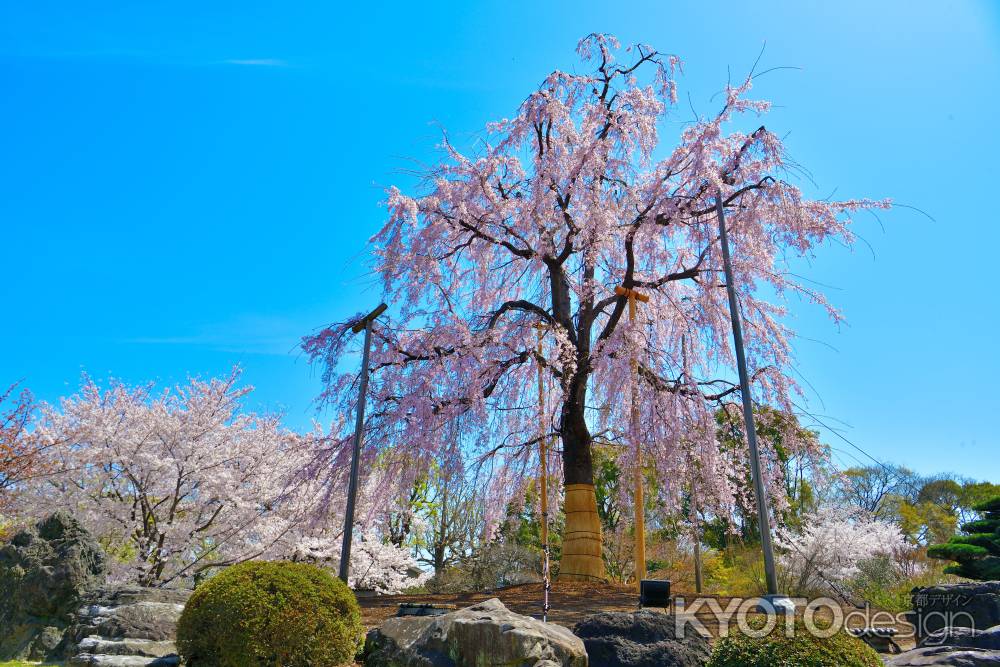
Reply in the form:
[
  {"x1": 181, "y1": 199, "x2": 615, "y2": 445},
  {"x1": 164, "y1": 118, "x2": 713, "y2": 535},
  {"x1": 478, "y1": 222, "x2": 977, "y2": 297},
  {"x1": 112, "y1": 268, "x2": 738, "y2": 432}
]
[{"x1": 176, "y1": 560, "x2": 363, "y2": 666}]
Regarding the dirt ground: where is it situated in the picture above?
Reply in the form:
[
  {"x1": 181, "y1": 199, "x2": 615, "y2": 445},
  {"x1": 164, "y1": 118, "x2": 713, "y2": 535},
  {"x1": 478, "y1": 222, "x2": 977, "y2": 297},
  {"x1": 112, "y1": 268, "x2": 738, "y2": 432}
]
[{"x1": 359, "y1": 581, "x2": 917, "y2": 654}]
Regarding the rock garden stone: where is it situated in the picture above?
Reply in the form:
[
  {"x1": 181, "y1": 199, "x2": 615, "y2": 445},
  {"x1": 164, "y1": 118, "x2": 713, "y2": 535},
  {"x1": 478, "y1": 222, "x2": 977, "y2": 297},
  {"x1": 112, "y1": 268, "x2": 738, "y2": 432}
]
[
  {"x1": 886, "y1": 645, "x2": 1000, "y2": 666},
  {"x1": 65, "y1": 585, "x2": 190, "y2": 667},
  {"x1": 919, "y1": 625, "x2": 1000, "y2": 651},
  {"x1": 0, "y1": 511, "x2": 107, "y2": 661},
  {"x1": 909, "y1": 582, "x2": 1000, "y2": 641},
  {"x1": 364, "y1": 597, "x2": 587, "y2": 667},
  {"x1": 573, "y1": 610, "x2": 710, "y2": 667}
]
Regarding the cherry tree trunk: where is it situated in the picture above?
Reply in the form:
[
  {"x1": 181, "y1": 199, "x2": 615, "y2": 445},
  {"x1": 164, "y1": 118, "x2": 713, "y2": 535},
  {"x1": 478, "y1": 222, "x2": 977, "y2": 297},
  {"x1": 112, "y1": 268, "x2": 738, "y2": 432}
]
[{"x1": 557, "y1": 378, "x2": 606, "y2": 581}]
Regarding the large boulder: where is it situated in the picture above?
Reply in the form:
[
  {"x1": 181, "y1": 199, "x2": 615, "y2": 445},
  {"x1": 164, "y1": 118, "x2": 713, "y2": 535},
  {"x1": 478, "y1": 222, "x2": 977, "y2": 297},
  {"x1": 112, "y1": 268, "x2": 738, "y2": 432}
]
[
  {"x1": 886, "y1": 645, "x2": 1000, "y2": 666},
  {"x1": 909, "y1": 583, "x2": 1000, "y2": 640},
  {"x1": 64, "y1": 585, "x2": 191, "y2": 667},
  {"x1": 573, "y1": 611, "x2": 710, "y2": 667},
  {"x1": 364, "y1": 598, "x2": 587, "y2": 667},
  {"x1": 0, "y1": 511, "x2": 107, "y2": 661}
]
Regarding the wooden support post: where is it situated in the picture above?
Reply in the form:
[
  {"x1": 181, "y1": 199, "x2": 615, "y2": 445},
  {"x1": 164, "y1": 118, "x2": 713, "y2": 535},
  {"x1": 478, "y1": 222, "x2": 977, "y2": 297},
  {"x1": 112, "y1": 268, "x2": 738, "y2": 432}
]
[
  {"x1": 614, "y1": 285, "x2": 649, "y2": 590},
  {"x1": 691, "y1": 480, "x2": 703, "y2": 594}
]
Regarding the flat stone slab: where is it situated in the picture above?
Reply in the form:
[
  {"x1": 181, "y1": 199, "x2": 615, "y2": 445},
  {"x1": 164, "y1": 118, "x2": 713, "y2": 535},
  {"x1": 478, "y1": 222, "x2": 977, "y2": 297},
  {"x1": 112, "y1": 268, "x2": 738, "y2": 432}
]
[
  {"x1": 67, "y1": 655, "x2": 180, "y2": 667},
  {"x1": 76, "y1": 636, "x2": 178, "y2": 658}
]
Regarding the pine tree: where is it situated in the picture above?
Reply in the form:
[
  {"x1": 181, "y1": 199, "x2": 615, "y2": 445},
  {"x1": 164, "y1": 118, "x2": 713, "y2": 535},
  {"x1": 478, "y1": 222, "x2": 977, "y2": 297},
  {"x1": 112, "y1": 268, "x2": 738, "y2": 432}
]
[{"x1": 928, "y1": 497, "x2": 1000, "y2": 580}]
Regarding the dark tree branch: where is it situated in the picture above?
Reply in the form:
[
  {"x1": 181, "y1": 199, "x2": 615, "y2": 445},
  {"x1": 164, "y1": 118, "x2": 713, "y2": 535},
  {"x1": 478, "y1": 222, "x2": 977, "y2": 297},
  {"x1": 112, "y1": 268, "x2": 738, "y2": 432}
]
[{"x1": 483, "y1": 299, "x2": 552, "y2": 330}]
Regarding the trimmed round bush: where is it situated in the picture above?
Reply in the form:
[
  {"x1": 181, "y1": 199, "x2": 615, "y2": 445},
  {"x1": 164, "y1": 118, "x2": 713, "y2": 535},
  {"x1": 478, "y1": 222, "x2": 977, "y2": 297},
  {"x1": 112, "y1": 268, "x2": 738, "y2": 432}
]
[
  {"x1": 176, "y1": 560, "x2": 363, "y2": 666},
  {"x1": 707, "y1": 617, "x2": 882, "y2": 667}
]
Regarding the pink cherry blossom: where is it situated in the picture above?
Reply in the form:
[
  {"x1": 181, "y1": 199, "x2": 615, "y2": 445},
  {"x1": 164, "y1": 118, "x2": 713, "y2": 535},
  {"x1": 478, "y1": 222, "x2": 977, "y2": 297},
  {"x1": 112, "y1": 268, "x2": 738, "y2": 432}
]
[
  {"x1": 21, "y1": 369, "x2": 421, "y2": 591},
  {"x1": 776, "y1": 506, "x2": 915, "y2": 594}
]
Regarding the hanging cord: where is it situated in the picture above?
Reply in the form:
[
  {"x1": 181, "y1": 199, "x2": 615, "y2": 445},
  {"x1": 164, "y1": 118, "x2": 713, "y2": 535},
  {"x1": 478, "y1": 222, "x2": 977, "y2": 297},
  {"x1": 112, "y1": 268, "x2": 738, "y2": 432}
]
[
  {"x1": 803, "y1": 408, "x2": 966, "y2": 527},
  {"x1": 534, "y1": 322, "x2": 552, "y2": 622},
  {"x1": 542, "y1": 506, "x2": 551, "y2": 622},
  {"x1": 731, "y1": 401, "x2": 964, "y2": 614}
]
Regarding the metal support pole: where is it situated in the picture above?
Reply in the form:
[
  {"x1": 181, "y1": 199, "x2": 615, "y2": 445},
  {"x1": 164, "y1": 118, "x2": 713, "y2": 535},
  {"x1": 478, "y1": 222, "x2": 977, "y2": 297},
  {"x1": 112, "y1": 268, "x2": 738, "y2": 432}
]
[
  {"x1": 714, "y1": 193, "x2": 780, "y2": 596},
  {"x1": 339, "y1": 303, "x2": 386, "y2": 584}
]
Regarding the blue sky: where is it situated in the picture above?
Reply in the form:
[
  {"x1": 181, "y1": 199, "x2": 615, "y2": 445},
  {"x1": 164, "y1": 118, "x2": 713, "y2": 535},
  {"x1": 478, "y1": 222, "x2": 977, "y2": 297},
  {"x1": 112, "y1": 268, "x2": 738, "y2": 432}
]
[{"x1": 2, "y1": 1, "x2": 998, "y2": 481}]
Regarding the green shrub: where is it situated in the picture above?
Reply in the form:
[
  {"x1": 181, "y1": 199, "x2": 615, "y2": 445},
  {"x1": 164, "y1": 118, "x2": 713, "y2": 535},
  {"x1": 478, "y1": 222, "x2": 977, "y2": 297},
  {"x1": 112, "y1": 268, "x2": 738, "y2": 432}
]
[
  {"x1": 848, "y1": 555, "x2": 908, "y2": 612},
  {"x1": 176, "y1": 560, "x2": 363, "y2": 667},
  {"x1": 707, "y1": 617, "x2": 882, "y2": 667}
]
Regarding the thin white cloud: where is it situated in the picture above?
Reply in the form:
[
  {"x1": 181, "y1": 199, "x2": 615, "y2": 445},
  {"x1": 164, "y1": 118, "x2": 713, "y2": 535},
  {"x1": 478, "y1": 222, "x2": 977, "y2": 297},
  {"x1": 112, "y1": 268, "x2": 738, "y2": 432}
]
[
  {"x1": 2, "y1": 51, "x2": 292, "y2": 69},
  {"x1": 121, "y1": 314, "x2": 306, "y2": 357},
  {"x1": 222, "y1": 58, "x2": 289, "y2": 67}
]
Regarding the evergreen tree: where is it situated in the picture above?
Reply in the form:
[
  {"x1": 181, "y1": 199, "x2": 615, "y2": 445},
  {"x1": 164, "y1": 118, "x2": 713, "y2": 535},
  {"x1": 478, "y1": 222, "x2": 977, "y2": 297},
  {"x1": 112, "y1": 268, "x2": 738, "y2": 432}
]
[{"x1": 928, "y1": 496, "x2": 1000, "y2": 580}]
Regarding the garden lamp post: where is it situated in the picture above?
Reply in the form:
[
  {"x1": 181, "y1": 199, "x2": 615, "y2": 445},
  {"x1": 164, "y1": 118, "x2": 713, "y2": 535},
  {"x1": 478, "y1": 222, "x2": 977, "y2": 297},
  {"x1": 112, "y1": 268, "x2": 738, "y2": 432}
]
[{"x1": 339, "y1": 302, "x2": 388, "y2": 584}]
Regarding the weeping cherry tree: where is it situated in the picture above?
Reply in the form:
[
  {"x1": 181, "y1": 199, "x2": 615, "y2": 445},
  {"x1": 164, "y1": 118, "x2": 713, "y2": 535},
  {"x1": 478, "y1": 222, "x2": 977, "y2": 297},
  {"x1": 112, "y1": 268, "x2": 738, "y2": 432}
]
[{"x1": 304, "y1": 34, "x2": 887, "y2": 581}]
